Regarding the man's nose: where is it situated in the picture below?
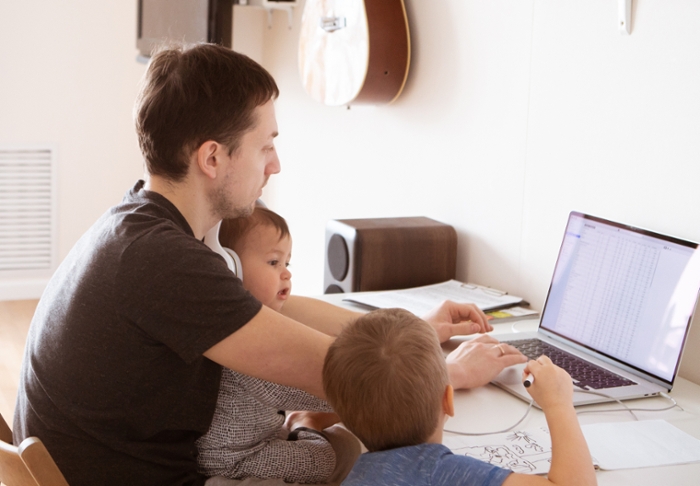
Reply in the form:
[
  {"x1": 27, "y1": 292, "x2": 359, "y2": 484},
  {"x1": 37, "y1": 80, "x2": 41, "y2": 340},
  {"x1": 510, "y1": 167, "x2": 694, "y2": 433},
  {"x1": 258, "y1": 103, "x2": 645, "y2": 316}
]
[{"x1": 266, "y1": 152, "x2": 281, "y2": 175}]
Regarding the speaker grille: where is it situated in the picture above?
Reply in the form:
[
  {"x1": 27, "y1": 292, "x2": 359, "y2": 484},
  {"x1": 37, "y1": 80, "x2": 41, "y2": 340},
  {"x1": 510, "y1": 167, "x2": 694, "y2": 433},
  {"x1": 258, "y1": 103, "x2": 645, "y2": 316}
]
[
  {"x1": 324, "y1": 284, "x2": 345, "y2": 294},
  {"x1": 327, "y1": 233, "x2": 349, "y2": 281}
]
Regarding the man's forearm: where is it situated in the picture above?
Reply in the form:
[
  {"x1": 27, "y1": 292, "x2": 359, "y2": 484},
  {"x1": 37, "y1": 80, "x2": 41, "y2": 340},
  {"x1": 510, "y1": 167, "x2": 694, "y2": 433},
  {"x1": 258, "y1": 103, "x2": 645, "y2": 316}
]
[
  {"x1": 204, "y1": 306, "x2": 334, "y2": 398},
  {"x1": 280, "y1": 295, "x2": 361, "y2": 336}
]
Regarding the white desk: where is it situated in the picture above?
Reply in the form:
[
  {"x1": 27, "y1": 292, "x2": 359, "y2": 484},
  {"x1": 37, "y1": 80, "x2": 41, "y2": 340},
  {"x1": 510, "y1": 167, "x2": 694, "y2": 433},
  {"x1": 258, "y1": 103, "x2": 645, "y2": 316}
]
[{"x1": 320, "y1": 292, "x2": 700, "y2": 485}]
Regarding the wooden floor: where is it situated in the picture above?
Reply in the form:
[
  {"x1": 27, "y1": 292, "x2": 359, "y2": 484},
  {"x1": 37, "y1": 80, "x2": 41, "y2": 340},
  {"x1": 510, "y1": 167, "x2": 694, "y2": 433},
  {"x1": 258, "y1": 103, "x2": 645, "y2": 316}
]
[{"x1": 0, "y1": 300, "x2": 38, "y2": 426}]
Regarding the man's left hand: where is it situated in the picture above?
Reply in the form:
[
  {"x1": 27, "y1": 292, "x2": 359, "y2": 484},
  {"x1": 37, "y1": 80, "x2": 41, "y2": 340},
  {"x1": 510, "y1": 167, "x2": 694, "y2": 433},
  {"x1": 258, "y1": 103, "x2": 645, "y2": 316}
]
[{"x1": 422, "y1": 300, "x2": 493, "y2": 343}]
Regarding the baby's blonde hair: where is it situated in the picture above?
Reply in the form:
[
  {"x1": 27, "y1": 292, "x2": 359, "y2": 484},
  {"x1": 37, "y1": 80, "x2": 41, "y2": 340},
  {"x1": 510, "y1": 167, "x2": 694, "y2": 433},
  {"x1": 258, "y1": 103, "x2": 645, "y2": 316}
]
[{"x1": 219, "y1": 207, "x2": 289, "y2": 252}]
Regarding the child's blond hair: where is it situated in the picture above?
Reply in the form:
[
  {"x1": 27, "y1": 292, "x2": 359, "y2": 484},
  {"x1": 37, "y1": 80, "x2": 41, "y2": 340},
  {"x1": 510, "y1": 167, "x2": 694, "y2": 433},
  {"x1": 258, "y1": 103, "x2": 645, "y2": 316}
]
[{"x1": 323, "y1": 308, "x2": 449, "y2": 452}]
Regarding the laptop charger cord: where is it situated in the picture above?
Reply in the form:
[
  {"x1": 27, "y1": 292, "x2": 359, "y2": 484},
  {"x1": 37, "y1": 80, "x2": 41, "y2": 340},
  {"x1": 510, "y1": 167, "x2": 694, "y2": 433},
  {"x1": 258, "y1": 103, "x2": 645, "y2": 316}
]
[
  {"x1": 443, "y1": 391, "x2": 681, "y2": 436},
  {"x1": 574, "y1": 390, "x2": 682, "y2": 421},
  {"x1": 444, "y1": 400, "x2": 535, "y2": 436}
]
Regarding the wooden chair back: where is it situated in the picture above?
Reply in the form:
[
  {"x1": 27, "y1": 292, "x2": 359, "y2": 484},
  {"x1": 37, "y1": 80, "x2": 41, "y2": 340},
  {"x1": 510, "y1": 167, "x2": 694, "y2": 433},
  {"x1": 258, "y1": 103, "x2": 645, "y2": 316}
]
[
  {"x1": 0, "y1": 412, "x2": 11, "y2": 444},
  {"x1": 0, "y1": 411, "x2": 69, "y2": 486}
]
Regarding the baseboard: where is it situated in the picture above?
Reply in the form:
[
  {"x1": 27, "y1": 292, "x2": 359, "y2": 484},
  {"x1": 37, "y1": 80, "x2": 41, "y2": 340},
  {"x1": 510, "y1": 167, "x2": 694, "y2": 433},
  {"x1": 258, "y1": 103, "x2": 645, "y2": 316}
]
[{"x1": 0, "y1": 278, "x2": 48, "y2": 301}]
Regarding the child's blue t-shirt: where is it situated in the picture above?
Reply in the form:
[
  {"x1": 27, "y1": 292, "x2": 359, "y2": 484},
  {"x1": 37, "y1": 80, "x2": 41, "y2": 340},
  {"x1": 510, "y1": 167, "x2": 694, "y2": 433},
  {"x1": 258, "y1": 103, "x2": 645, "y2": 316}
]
[{"x1": 342, "y1": 443, "x2": 512, "y2": 486}]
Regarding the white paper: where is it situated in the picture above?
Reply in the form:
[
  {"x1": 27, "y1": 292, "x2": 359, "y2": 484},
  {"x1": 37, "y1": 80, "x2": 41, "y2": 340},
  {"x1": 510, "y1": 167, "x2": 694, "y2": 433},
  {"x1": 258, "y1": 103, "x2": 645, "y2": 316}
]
[
  {"x1": 344, "y1": 280, "x2": 523, "y2": 316},
  {"x1": 444, "y1": 420, "x2": 700, "y2": 474},
  {"x1": 443, "y1": 427, "x2": 554, "y2": 475},
  {"x1": 581, "y1": 420, "x2": 700, "y2": 470}
]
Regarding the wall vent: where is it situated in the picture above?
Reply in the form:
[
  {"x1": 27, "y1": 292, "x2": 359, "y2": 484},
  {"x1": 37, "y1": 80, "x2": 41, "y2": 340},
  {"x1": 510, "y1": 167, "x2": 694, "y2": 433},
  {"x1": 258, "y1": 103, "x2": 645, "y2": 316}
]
[{"x1": 0, "y1": 147, "x2": 57, "y2": 282}]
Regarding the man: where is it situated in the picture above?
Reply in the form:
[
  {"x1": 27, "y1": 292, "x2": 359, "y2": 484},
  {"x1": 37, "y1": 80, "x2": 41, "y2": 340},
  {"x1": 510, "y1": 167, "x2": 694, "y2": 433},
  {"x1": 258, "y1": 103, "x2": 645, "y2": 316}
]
[{"x1": 13, "y1": 43, "x2": 525, "y2": 486}]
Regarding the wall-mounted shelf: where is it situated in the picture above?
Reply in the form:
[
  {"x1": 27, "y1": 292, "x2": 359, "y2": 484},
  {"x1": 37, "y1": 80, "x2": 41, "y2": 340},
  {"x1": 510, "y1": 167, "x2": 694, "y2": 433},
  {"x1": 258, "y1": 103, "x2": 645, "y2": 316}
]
[{"x1": 238, "y1": 0, "x2": 297, "y2": 29}]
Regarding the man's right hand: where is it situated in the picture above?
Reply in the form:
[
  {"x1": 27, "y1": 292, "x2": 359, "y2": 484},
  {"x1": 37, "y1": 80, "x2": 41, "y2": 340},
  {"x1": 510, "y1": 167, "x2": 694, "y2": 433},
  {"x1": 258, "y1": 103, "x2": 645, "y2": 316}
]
[{"x1": 445, "y1": 335, "x2": 527, "y2": 389}]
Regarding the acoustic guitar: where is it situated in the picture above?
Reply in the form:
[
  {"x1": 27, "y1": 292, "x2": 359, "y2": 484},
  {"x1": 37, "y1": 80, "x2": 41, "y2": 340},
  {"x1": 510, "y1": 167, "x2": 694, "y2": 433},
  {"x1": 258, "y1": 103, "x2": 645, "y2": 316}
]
[{"x1": 298, "y1": 0, "x2": 411, "y2": 107}]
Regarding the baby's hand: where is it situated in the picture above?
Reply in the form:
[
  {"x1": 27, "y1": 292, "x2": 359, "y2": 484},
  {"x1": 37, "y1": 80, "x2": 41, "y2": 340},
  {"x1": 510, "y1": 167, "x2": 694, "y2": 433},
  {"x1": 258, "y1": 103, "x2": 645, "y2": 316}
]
[
  {"x1": 284, "y1": 411, "x2": 341, "y2": 432},
  {"x1": 522, "y1": 355, "x2": 574, "y2": 411}
]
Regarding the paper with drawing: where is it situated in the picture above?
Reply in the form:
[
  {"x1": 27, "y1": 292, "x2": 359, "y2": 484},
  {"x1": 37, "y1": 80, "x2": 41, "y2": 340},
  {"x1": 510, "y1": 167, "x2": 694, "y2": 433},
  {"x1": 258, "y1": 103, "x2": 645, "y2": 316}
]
[
  {"x1": 443, "y1": 427, "x2": 554, "y2": 475},
  {"x1": 443, "y1": 420, "x2": 700, "y2": 474}
]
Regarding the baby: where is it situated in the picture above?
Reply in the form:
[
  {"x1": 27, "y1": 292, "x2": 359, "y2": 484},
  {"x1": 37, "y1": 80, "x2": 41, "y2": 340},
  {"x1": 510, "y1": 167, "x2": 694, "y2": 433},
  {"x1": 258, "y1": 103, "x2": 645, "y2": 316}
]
[{"x1": 196, "y1": 207, "x2": 358, "y2": 484}]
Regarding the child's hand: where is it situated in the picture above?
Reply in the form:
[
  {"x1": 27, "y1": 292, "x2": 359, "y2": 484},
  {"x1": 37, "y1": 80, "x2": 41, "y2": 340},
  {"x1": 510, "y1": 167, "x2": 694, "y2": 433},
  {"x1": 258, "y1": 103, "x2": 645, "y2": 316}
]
[
  {"x1": 522, "y1": 355, "x2": 574, "y2": 411},
  {"x1": 284, "y1": 411, "x2": 341, "y2": 432}
]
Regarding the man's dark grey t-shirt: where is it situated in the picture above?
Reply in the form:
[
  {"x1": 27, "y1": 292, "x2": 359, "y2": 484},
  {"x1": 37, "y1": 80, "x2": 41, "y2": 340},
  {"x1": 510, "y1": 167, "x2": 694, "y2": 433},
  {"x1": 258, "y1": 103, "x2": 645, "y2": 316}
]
[{"x1": 13, "y1": 180, "x2": 262, "y2": 485}]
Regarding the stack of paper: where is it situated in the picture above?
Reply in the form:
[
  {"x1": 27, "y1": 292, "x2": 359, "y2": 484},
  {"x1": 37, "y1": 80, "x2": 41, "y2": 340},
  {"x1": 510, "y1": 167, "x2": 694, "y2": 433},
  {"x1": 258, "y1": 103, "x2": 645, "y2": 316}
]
[
  {"x1": 344, "y1": 280, "x2": 524, "y2": 316},
  {"x1": 486, "y1": 306, "x2": 539, "y2": 322}
]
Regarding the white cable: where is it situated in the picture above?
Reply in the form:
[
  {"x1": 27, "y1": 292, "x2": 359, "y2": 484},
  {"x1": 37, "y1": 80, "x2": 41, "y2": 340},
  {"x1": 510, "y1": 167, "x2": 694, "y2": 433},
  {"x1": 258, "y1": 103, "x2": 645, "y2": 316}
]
[
  {"x1": 443, "y1": 400, "x2": 534, "y2": 436},
  {"x1": 443, "y1": 390, "x2": 681, "y2": 436},
  {"x1": 573, "y1": 389, "x2": 639, "y2": 420},
  {"x1": 510, "y1": 321, "x2": 526, "y2": 333},
  {"x1": 574, "y1": 389, "x2": 682, "y2": 418}
]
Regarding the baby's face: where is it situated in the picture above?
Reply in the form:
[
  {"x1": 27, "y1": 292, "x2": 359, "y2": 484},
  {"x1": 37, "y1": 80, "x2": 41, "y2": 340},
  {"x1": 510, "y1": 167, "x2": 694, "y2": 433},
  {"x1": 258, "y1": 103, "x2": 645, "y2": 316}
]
[{"x1": 236, "y1": 224, "x2": 292, "y2": 312}]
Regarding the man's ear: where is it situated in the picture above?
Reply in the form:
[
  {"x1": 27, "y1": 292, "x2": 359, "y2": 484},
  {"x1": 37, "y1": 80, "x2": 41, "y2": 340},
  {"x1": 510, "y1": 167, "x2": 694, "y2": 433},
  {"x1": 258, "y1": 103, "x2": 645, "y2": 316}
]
[
  {"x1": 195, "y1": 140, "x2": 222, "y2": 180},
  {"x1": 443, "y1": 384, "x2": 455, "y2": 417}
]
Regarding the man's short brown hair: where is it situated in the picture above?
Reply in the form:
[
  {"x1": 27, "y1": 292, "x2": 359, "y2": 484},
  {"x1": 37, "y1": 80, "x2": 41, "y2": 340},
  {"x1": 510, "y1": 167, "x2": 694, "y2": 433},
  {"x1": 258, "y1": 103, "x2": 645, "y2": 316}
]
[
  {"x1": 134, "y1": 43, "x2": 279, "y2": 182},
  {"x1": 323, "y1": 308, "x2": 449, "y2": 452},
  {"x1": 219, "y1": 207, "x2": 290, "y2": 252}
]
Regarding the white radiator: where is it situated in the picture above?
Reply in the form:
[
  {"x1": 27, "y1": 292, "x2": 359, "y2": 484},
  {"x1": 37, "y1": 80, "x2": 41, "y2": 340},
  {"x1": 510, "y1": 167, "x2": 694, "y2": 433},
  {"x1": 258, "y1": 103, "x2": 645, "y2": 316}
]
[{"x1": 0, "y1": 146, "x2": 57, "y2": 300}]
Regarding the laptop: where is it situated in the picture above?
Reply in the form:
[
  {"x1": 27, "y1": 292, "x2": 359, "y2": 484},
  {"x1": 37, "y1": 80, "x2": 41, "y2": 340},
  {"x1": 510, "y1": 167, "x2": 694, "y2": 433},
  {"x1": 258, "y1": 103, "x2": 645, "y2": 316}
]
[{"x1": 492, "y1": 211, "x2": 700, "y2": 406}]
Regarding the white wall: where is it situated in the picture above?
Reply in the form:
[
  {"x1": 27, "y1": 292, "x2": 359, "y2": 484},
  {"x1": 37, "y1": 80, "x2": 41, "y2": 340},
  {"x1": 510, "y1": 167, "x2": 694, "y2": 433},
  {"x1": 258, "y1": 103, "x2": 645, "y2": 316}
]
[
  {"x1": 1, "y1": 1, "x2": 699, "y2": 381},
  {"x1": 0, "y1": 1, "x2": 146, "y2": 297},
  {"x1": 257, "y1": 1, "x2": 700, "y2": 382},
  {"x1": 262, "y1": 0, "x2": 700, "y2": 299},
  {"x1": 0, "y1": 3, "x2": 263, "y2": 299}
]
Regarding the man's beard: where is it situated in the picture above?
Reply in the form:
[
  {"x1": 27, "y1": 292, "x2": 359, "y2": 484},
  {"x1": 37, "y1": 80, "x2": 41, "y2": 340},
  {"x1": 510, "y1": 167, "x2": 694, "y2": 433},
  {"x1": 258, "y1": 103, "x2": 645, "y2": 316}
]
[{"x1": 209, "y1": 179, "x2": 255, "y2": 220}]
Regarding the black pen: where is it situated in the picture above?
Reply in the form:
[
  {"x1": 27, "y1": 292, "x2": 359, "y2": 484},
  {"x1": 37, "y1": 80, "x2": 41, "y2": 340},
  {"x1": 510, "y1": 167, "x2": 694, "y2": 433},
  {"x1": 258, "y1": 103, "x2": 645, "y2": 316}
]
[{"x1": 524, "y1": 373, "x2": 535, "y2": 388}]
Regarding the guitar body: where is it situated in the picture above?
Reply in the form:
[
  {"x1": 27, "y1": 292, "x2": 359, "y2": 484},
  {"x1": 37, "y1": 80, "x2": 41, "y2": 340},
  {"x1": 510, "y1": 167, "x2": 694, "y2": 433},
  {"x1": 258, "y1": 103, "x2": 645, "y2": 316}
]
[{"x1": 298, "y1": 0, "x2": 411, "y2": 106}]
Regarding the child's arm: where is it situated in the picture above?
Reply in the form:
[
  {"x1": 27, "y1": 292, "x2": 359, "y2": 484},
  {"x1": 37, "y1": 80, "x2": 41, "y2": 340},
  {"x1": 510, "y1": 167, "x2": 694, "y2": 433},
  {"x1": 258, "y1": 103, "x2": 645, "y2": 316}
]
[
  {"x1": 284, "y1": 411, "x2": 341, "y2": 433},
  {"x1": 503, "y1": 356, "x2": 597, "y2": 486},
  {"x1": 233, "y1": 370, "x2": 334, "y2": 412}
]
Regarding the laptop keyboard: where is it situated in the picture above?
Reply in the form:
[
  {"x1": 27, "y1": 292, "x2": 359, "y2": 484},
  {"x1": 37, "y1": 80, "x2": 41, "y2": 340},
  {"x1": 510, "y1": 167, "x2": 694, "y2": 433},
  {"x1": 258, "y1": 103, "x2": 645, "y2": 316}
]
[{"x1": 508, "y1": 339, "x2": 636, "y2": 390}]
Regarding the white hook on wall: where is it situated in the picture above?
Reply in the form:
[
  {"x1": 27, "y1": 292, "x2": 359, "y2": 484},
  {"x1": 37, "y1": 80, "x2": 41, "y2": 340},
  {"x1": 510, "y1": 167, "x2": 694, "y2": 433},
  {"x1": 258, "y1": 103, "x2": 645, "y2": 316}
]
[{"x1": 619, "y1": 0, "x2": 632, "y2": 35}]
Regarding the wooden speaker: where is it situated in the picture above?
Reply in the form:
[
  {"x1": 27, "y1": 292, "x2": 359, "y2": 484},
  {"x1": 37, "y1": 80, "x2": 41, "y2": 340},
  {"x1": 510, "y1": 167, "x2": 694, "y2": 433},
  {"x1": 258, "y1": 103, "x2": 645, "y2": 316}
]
[{"x1": 323, "y1": 217, "x2": 457, "y2": 294}]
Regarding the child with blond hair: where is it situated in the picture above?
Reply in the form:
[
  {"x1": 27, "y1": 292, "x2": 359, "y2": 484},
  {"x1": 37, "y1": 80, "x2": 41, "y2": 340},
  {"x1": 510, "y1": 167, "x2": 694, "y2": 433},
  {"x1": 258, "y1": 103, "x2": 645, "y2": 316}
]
[{"x1": 322, "y1": 308, "x2": 596, "y2": 486}]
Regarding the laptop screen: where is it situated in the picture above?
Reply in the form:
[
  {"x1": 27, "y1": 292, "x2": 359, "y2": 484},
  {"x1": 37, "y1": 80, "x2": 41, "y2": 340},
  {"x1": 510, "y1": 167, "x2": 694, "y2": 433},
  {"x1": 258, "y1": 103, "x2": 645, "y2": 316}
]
[{"x1": 540, "y1": 211, "x2": 700, "y2": 385}]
